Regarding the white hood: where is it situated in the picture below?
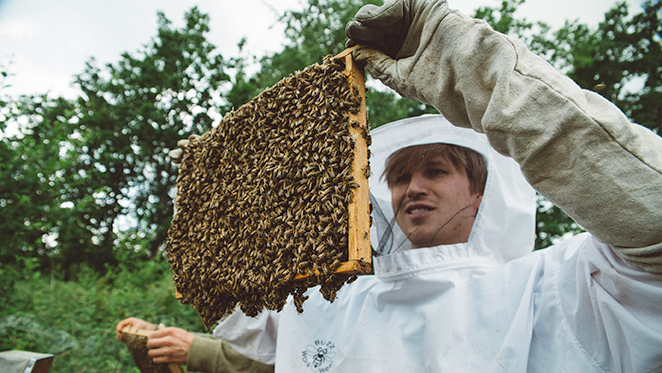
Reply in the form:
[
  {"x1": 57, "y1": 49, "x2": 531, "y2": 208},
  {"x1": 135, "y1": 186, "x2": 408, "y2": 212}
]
[{"x1": 369, "y1": 114, "x2": 537, "y2": 264}]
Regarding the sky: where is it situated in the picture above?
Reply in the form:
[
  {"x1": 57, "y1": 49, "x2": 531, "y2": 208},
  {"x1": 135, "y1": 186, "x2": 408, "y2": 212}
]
[{"x1": 0, "y1": 0, "x2": 645, "y2": 99}]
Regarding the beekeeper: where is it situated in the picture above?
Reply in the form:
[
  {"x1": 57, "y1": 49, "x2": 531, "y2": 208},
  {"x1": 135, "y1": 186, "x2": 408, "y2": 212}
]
[{"x1": 211, "y1": 0, "x2": 662, "y2": 371}]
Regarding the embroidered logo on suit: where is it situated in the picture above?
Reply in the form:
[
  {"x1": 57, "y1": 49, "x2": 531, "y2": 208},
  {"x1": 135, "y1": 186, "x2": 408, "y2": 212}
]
[{"x1": 302, "y1": 340, "x2": 336, "y2": 372}]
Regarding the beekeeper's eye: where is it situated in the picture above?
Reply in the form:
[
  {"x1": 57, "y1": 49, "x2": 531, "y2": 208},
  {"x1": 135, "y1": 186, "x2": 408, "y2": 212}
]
[
  {"x1": 394, "y1": 173, "x2": 411, "y2": 185},
  {"x1": 425, "y1": 168, "x2": 448, "y2": 178}
]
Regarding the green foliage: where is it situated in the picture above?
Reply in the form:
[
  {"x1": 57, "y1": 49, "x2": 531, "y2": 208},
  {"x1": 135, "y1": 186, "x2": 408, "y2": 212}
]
[
  {"x1": 0, "y1": 95, "x2": 79, "y2": 270},
  {"x1": 72, "y1": 6, "x2": 229, "y2": 263},
  {"x1": 0, "y1": 259, "x2": 204, "y2": 373},
  {"x1": 548, "y1": 0, "x2": 661, "y2": 133},
  {"x1": 474, "y1": 0, "x2": 534, "y2": 36},
  {"x1": 1, "y1": 7, "x2": 230, "y2": 278},
  {"x1": 535, "y1": 196, "x2": 585, "y2": 250}
]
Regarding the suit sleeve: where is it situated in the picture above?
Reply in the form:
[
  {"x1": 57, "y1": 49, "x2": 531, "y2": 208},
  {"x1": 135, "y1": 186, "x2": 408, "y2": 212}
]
[
  {"x1": 186, "y1": 334, "x2": 274, "y2": 373},
  {"x1": 422, "y1": 11, "x2": 662, "y2": 272}
]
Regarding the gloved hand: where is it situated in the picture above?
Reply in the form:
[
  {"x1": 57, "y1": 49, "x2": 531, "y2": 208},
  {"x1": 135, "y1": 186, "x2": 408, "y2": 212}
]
[
  {"x1": 168, "y1": 134, "x2": 200, "y2": 164},
  {"x1": 345, "y1": 0, "x2": 451, "y2": 106}
]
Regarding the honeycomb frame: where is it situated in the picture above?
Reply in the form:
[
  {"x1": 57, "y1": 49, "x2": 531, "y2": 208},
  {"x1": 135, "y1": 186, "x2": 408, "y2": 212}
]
[{"x1": 166, "y1": 47, "x2": 371, "y2": 327}]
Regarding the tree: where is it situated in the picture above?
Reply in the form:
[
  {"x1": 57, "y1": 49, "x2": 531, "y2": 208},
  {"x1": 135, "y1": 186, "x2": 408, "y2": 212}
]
[
  {"x1": 1, "y1": 7, "x2": 230, "y2": 277},
  {"x1": 71, "y1": 7, "x2": 229, "y2": 269},
  {"x1": 0, "y1": 95, "x2": 78, "y2": 269},
  {"x1": 547, "y1": 0, "x2": 661, "y2": 133}
]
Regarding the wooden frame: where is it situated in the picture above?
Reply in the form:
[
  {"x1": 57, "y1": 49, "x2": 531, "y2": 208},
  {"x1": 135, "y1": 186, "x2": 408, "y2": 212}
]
[{"x1": 119, "y1": 326, "x2": 184, "y2": 373}]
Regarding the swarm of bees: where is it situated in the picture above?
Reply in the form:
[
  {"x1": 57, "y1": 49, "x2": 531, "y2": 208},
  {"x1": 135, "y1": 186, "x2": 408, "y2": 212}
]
[{"x1": 166, "y1": 54, "x2": 368, "y2": 328}]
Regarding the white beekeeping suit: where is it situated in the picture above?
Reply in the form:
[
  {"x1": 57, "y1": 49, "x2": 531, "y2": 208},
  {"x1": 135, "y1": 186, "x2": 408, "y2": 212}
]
[
  {"x1": 212, "y1": 1, "x2": 662, "y2": 370},
  {"x1": 214, "y1": 115, "x2": 662, "y2": 372}
]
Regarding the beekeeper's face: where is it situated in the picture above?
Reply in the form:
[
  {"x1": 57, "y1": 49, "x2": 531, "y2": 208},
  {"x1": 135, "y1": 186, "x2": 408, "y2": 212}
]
[{"x1": 390, "y1": 153, "x2": 483, "y2": 248}]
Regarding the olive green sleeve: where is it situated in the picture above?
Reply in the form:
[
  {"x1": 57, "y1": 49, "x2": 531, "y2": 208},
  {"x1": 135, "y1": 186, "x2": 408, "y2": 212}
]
[{"x1": 186, "y1": 334, "x2": 275, "y2": 373}]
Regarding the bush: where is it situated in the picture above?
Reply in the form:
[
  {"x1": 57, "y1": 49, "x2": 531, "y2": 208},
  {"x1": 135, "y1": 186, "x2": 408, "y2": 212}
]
[{"x1": 0, "y1": 258, "x2": 205, "y2": 372}]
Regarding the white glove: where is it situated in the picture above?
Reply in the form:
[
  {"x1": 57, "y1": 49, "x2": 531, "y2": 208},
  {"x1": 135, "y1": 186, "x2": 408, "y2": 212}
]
[
  {"x1": 168, "y1": 134, "x2": 200, "y2": 164},
  {"x1": 346, "y1": 0, "x2": 450, "y2": 107}
]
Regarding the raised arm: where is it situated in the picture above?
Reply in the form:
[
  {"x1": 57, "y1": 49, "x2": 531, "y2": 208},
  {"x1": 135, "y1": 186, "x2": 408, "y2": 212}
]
[{"x1": 347, "y1": 0, "x2": 662, "y2": 272}]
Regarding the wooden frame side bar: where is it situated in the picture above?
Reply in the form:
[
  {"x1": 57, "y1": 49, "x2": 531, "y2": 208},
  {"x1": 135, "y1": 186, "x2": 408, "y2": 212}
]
[
  {"x1": 295, "y1": 47, "x2": 372, "y2": 279},
  {"x1": 340, "y1": 46, "x2": 371, "y2": 275}
]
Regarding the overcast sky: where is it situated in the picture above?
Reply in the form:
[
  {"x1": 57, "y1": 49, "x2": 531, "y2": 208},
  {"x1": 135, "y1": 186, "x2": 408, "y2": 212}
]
[{"x1": 0, "y1": 0, "x2": 644, "y2": 99}]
